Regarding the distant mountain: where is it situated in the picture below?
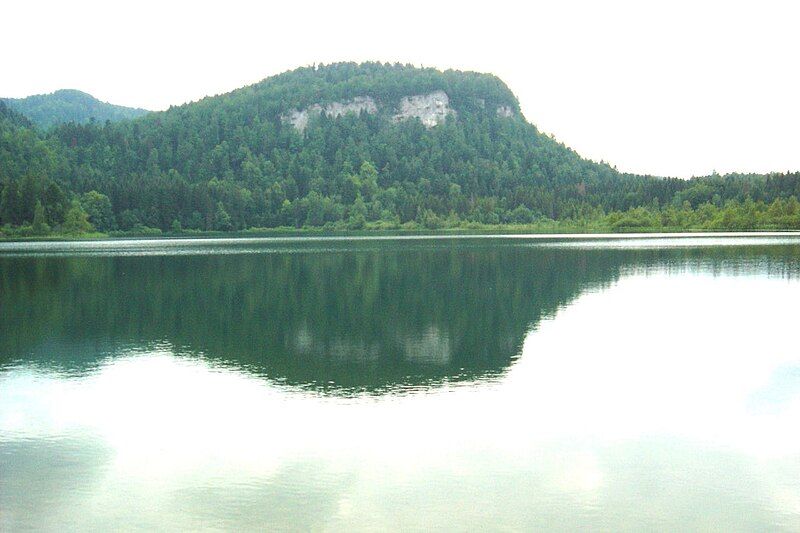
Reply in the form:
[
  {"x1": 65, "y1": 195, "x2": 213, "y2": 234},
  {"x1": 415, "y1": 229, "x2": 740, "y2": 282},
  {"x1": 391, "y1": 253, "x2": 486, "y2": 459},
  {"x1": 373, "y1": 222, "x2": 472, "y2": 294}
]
[
  {"x1": 1, "y1": 63, "x2": 799, "y2": 234},
  {"x1": 2, "y1": 89, "x2": 149, "y2": 129}
]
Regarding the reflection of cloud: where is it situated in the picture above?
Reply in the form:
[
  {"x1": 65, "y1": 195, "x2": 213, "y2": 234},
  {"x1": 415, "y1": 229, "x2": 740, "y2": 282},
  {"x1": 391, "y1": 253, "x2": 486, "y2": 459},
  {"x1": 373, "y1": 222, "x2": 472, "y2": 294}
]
[
  {"x1": 3, "y1": 269, "x2": 800, "y2": 529},
  {"x1": 2, "y1": 335, "x2": 800, "y2": 530},
  {"x1": 556, "y1": 451, "x2": 603, "y2": 494},
  {"x1": 163, "y1": 459, "x2": 358, "y2": 531},
  {"x1": 0, "y1": 438, "x2": 113, "y2": 531},
  {"x1": 748, "y1": 364, "x2": 800, "y2": 413},
  {"x1": 320, "y1": 442, "x2": 799, "y2": 531},
  {"x1": 503, "y1": 272, "x2": 800, "y2": 457}
]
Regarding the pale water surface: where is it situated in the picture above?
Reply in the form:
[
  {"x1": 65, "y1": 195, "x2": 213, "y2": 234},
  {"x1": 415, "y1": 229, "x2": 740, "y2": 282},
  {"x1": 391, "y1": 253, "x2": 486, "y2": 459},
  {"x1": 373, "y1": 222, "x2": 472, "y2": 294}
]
[{"x1": 1, "y1": 235, "x2": 800, "y2": 531}]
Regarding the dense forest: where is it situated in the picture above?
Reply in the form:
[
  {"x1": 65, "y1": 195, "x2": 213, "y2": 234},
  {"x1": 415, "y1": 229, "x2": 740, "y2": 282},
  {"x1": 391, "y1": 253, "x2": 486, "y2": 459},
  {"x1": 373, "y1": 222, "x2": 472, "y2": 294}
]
[
  {"x1": 1, "y1": 62, "x2": 799, "y2": 237},
  {"x1": 1, "y1": 89, "x2": 150, "y2": 129}
]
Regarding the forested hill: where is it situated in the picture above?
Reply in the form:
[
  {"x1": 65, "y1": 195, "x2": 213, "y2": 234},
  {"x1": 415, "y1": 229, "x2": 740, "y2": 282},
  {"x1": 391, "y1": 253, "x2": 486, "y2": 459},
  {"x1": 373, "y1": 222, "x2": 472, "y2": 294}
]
[
  {"x1": 2, "y1": 89, "x2": 149, "y2": 129},
  {"x1": 1, "y1": 62, "x2": 800, "y2": 235}
]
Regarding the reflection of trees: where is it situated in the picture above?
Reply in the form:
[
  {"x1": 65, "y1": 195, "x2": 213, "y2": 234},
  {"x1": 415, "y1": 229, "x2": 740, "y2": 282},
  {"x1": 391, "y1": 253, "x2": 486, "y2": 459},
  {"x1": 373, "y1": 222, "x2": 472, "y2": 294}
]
[{"x1": 1, "y1": 241, "x2": 798, "y2": 392}]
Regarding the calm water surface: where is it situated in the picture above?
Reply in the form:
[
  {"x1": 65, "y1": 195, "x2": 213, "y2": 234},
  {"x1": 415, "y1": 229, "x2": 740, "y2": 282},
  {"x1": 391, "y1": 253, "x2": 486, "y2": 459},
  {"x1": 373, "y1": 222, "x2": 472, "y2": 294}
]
[{"x1": 2, "y1": 235, "x2": 800, "y2": 531}]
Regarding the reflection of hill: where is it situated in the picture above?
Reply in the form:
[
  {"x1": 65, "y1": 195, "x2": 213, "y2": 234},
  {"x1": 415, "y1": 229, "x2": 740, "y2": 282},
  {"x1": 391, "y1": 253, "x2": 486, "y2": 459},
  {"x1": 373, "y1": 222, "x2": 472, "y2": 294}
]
[{"x1": 1, "y1": 239, "x2": 798, "y2": 392}]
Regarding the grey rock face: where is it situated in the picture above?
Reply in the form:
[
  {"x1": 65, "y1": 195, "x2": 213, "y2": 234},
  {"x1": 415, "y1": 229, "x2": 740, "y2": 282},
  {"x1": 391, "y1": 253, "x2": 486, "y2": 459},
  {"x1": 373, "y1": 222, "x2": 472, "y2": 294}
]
[
  {"x1": 283, "y1": 96, "x2": 378, "y2": 132},
  {"x1": 283, "y1": 91, "x2": 457, "y2": 132},
  {"x1": 496, "y1": 105, "x2": 514, "y2": 118},
  {"x1": 393, "y1": 90, "x2": 455, "y2": 128},
  {"x1": 283, "y1": 108, "x2": 312, "y2": 132}
]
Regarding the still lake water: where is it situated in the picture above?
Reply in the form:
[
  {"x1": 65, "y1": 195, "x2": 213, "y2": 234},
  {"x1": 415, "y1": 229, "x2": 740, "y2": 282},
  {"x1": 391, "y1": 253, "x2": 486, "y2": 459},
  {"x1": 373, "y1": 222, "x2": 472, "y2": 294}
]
[{"x1": 2, "y1": 234, "x2": 800, "y2": 531}]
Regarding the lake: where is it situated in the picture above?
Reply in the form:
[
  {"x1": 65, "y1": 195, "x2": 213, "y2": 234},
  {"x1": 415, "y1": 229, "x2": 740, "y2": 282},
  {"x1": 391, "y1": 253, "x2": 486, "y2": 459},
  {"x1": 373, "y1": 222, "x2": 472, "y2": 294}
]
[{"x1": 2, "y1": 234, "x2": 800, "y2": 531}]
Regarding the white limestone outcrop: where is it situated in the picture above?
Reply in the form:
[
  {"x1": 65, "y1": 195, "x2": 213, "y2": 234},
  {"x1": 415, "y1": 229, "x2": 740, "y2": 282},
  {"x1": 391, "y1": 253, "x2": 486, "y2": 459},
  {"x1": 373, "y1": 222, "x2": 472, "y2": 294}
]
[
  {"x1": 392, "y1": 90, "x2": 454, "y2": 128},
  {"x1": 283, "y1": 91, "x2": 458, "y2": 132},
  {"x1": 283, "y1": 96, "x2": 378, "y2": 133},
  {"x1": 496, "y1": 105, "x2": 514, "y2": 118}
]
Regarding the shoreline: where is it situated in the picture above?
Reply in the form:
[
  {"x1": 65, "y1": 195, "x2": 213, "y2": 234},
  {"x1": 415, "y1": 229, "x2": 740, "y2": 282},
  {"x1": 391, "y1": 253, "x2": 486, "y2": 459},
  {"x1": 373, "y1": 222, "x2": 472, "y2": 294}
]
[{"x1": 2, "y1": 230, "x2": 800, "y2": 249}]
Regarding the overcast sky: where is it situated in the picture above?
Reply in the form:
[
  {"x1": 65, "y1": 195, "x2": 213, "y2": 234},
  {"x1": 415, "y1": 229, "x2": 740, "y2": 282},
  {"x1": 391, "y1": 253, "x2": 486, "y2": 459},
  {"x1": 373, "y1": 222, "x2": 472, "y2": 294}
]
[{"x1": 3, "y1": 0, "x2": 798, "y2": 178}]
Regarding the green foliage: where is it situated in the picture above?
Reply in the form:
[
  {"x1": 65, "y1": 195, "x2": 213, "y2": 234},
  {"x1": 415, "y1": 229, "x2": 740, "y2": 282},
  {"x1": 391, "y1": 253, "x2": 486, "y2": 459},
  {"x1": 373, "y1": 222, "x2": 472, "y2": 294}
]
[
  {"x1": 2, "y1": 89, "x2": 149, "y2": 129},
  {"x1": 0, "y1": 64, "x2": 799, "y2": 237},
  {"x1": 32, "y1": 200, "x2": 50, "y2": 235},
  {"x1": 347, "y1": 197, "x2": 367, "y2": 229},
  {"x1": 80, "y1": 190, "x2": 115, "y2": 231},
  {"x1": 214, "y1": 202, "x2": 233, "y2": 231},
  {"x1": 62, "y1": 201, "x2": 94, "y2": 234}
]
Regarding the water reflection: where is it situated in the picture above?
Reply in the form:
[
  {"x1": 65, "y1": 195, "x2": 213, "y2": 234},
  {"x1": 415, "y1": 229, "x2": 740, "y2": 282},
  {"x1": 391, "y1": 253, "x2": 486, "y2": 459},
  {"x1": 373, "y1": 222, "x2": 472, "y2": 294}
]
[
  {"x1": 1, "y1": 239, "x2": 620, "y2": 391},
  {"x1": 2, "y1": 237, "x2": 799, "y2": 393},
  {"x1": 2, "y1": 237, "x2": 800, "y2": 530}
]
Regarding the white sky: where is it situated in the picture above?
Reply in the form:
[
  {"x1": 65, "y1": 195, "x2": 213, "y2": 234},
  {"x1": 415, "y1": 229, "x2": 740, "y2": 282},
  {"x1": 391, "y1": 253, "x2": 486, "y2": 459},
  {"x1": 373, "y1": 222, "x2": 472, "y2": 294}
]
[{"x1": 2, "y1": 0, "x2": 798, "y2": 178}]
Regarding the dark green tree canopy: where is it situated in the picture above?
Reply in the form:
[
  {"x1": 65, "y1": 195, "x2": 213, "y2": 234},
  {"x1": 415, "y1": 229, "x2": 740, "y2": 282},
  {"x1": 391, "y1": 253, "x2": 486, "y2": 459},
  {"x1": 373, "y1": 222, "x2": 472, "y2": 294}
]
[{"x1": 1, "y1": 63, "x2": 799, "y2": 234}]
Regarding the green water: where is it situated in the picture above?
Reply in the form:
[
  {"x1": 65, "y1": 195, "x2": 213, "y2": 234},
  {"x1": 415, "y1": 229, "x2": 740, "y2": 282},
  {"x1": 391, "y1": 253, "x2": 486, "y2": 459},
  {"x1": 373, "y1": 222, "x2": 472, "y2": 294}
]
[{"x1": 2, "y1": 235, "x2": 800, "y2": 531}]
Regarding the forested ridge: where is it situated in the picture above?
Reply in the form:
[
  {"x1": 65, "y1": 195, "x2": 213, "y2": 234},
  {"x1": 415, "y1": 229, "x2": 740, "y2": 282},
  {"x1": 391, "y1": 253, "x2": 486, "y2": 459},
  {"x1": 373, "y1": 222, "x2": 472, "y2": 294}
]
[
  {"x1": 2, "y1": 62, "x2": 800, "y2": 237},
  {"x1": 1, "y1": 89, "x2": 149, "y2": 129}
]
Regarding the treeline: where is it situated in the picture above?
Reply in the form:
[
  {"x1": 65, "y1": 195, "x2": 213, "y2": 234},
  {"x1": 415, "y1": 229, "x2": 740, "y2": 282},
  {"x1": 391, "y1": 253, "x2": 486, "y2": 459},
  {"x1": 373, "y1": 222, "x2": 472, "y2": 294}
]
[
  {"x1": 2, "y1": 89, "x2": 149, "y2": 129},
  {"x1": 1, "y1": 62, "x2": 800, "y2": 236}
]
